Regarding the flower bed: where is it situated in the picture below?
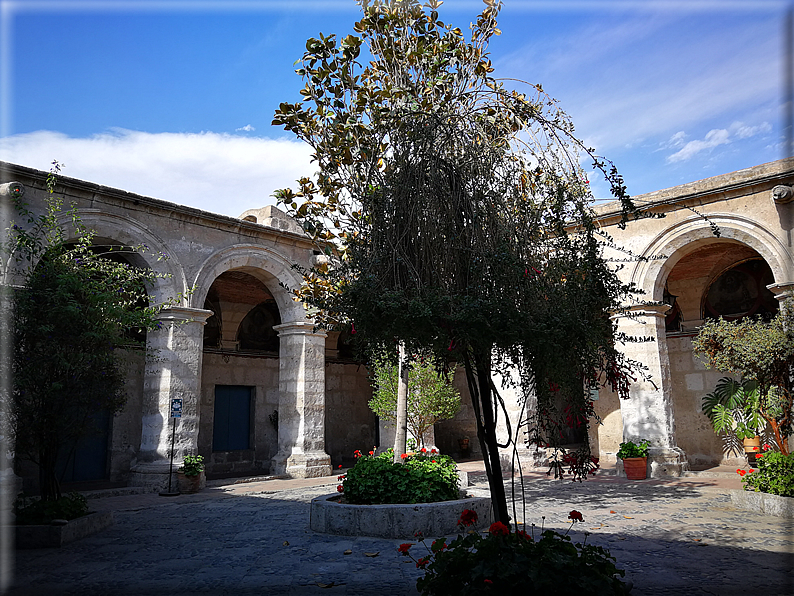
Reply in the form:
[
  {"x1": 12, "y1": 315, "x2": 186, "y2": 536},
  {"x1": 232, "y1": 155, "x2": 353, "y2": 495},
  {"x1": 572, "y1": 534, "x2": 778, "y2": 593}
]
[{"x1": 732, "y1": 444, "x2": 794, "y2": 518}]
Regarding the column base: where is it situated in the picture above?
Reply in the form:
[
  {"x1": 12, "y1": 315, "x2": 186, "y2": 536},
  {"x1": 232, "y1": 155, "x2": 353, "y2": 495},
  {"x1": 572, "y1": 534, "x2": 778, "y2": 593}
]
[
  {"x1": 647, "y1": 446, "x2": 689, "y2": 478},
  {"x1": 271, "y1": 451, "x2": 332, "y2": 478},
  {"x1": 129, "y1": 461, "x2": 180, "y2": 492}
]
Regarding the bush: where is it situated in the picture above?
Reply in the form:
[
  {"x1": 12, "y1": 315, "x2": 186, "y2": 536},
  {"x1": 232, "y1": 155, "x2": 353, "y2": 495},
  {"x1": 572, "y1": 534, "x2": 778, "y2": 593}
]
[
  {"x1": 402, "y1": 509, "x2": 626, "y2": 596},
  {"x1": 341, "y1": 449, "x2": 459, "y2": 504},
  {"x1": 14, "y1": 492, "x2": 89, "y2": 525},
  {"x1": 740, "y1": 445, "x2": 794, "y2": 497}
]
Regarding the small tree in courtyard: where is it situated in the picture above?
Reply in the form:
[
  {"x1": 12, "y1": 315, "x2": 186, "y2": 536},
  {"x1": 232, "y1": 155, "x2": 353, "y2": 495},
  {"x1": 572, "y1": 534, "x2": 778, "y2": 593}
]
[
  {"x1": 3, "y1": 164, "x2": 179, "y2": 501},
  {"x1": 369, "y1": 354, "x2": 461, "y2": 448},
  {"x1": 694, "y1": 303, "x2": 794, "y2": 455},
  {"x1": 273, "y1": 0, "x2": 641, "y2": 524}
]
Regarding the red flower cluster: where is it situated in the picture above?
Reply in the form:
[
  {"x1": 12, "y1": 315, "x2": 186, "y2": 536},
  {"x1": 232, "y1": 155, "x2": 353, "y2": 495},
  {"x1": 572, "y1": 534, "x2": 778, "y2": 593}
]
[
  {"x1": 458, "y1": 509, "x2": 478, "y2": 527},
  {"x1": 489, "y1": 521, "x2": 509, "y2": 536},
  {"x1": 763, "y1": 443, "x2": 772, "y2": 451},
  {"x1": 516, "y1": 529, "x2": 532, "y2": 541},
  {"x1": 368, "y1": 450, "x2": 374, "y2": 455},
  {"x1": 353, "y1": 449, "x2": 362, "y2": 458},
  {"x1": 484, "y1": 579, "x2": 493, "y2": 585},
  {"x1": 401, "y1": 453, "x2": 408, "y2": 459},
  {"x1": 420, "y1": 447, "x2": 427, "y2": 453},
  {"x1": 737, "y1": 469, "x2": 754, "y2": 477},
  {"x1": 568, "y1": 510, "x2": 584, "y2": 523},
  {"x1": 337, "y1": 475, "x2": 345, "y2": 481},
  {"x1": 337, "y1": 485, "x2": 343, "y2": 492},
  {"x1": 416, "y1": 557, "x2": 429, "y2": 569},
  {"x1": 397, "y1": 543, "x2": 413, "y2": 554}
]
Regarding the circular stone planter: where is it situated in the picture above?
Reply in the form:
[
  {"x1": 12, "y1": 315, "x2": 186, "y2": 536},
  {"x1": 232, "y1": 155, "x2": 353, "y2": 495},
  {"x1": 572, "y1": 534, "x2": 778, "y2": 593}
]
[{"x1": 310, "y1": 494, "x2": 492, "y2": 539}]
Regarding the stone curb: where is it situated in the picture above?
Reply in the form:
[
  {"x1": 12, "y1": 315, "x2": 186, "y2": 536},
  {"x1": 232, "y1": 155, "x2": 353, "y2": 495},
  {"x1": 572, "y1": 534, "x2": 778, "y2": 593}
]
[
  {"x1": 15, "y1": 510, "x2": 114, "y2": 549},
  {"x1": 310, "y1": 493, "x2": 493, "y2": 539},
  {"x1": 730, "y1": 489, "x2": 794, "y2": 518}
]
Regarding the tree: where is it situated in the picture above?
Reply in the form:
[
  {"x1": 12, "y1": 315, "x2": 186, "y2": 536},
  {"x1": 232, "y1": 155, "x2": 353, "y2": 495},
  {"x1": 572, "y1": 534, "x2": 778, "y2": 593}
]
[
  {"x1": 694, "y1": 304, "x2": 794, "y2": 455},
  {"x1": 4, "y1": 164, "x2": 177, "y2": 501},
  {"x1": 273, "y1": 0, "x2": 639, "y2": 524},
  {"x1": 369, "y1": 353, "x2": 461, "y2": 448}
]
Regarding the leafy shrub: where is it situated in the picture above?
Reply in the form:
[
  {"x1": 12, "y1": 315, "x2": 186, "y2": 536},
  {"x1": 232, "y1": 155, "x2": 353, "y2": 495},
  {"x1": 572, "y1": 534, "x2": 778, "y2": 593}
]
[
  {"x1": 179, "y1": 455, "x2": 204, "y2": 477},
  {"x1": 401, "y1": 509, "x2": 626, "y2": 596},
  {"x1": 341, "y1": 449, "x2": 459, "y2": 504},
  {"x1": 616, "y1": 440, "x2": 649, "y2": 459},
  {"x1": 739, "y1": 445, "x2": 794, "y2": 497},
  {"x1": 14, "y1": 492, "x2": 89, "y2": 525}
]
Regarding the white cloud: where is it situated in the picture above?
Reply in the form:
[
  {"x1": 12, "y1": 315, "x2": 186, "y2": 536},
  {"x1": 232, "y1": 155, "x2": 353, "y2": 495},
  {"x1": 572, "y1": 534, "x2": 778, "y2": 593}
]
[
  {"x1": 662, "y1": 131, "x2": 686, "y2": 149},
  {"x1": 0, "y1": 129, "x2": 314, "y2": 218},
  {"x1": 666, "y1": 128, "x2": 729, "y2": 163},
  {"x1": 730, "y1": 120, "x2": 772, "y2": 139},
  {"x1": 236, "y1": 124, "x2": 256, "y2": 132}
]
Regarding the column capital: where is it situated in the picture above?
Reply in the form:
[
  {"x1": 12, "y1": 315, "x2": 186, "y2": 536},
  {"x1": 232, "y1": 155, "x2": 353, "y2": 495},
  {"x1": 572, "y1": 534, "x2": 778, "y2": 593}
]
[
  {"x1": 274, "y1": 321, "x2": 327, "y2": 338},
  {"x1": 157, "y1": 306, "x2": 214, "y2": 324},
  {"x1": 766, "y1": 281, "x2": 794, "y2": 302}
]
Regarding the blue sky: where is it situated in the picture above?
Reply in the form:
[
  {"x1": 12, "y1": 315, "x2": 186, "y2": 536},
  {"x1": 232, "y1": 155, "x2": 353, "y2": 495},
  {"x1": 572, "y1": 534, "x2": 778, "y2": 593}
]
[{"x1": 0, "y1": 0, "x2": 787, "y2": 217}]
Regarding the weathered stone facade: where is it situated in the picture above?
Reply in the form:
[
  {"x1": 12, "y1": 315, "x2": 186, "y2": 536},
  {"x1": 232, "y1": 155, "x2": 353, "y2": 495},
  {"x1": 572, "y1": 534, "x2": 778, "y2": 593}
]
[{"x1": 3, "y1": 156, "x2": 793, "y2": 489}]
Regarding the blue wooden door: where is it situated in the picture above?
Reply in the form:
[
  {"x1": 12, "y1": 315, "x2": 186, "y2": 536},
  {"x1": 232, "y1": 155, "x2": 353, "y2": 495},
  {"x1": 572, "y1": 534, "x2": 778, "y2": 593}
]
[{"x1": 213, "y1": 385, "x2": 252, "y2": 451}]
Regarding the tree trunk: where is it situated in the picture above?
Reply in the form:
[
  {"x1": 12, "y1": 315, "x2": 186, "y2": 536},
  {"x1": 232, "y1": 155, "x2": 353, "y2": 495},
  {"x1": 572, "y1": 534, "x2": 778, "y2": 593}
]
[
  {"x1": 463, "y1": 348, "x2": 510, "y2": 526},
  {"x1": 393, "y1": 342, "x2": 409, "y2": 462}
]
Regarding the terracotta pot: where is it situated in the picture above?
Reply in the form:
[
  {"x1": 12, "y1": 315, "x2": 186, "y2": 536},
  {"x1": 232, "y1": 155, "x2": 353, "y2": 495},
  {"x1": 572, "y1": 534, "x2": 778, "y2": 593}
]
[
  {"x1": 743, "y1": 436, "x2": 761, "y2": 454},
  {"x1": 177, "y1": 471, "x2": 206, "y2": 494},
  {"x1": 622, "y1": 457, "x2": 647, "y2": 480}
]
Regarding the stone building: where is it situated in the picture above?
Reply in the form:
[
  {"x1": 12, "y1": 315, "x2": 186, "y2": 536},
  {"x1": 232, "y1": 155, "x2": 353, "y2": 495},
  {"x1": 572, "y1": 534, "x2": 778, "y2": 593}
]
[{"x1": 2, "y1": 156, "x2": 793, "y2": 491}]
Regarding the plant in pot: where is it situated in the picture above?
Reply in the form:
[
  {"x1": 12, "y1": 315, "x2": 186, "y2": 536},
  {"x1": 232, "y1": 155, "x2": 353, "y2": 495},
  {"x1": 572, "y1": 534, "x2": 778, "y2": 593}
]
[
  {"x1": 617, "y1": 439, "x2": 649, "y2": 480},
  {"x1": 701, "y1": 377, "x2": 766, "y2": 464},
  {"x1": 177, "y1": 454, "x2": 206, "y2": 494}
]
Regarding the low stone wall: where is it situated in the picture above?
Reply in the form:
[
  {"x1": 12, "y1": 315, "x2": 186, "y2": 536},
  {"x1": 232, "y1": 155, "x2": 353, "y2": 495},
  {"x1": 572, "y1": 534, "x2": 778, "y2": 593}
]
[
  {"x1": 730, "y1": 489, "x2": 794, "y2": 518},
  {"x1": 310, "y1": 494, "x2": 493, "y2": 539},
  {"x1": 15, "y1": 511, "x2": 114, "y2": 549}
]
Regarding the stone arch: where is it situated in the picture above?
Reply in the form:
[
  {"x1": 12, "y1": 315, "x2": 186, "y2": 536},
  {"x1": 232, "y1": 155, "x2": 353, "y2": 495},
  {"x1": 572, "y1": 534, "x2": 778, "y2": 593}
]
[
  {"x1": 630, "y1": 213, "x2": 793, "y2": 303},
  {"x1": 56, "y1": 209, "x2": 189, "y2": 306},
  {"x1": 192, "y1": 245, "x2": 306, "y2": 324}
]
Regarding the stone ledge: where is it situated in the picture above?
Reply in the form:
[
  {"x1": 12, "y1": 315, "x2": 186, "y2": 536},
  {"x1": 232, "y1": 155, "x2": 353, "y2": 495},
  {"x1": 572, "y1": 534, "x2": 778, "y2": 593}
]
[
  {"x1": 310, "y1": 494, "x2": 492, "y2": 539},
  {"x1": 14, "y1": 511, "x2": 114, "y2": 549},
  {"x1": 730, "y1": 489, "x2": 794, "y2": 518}
]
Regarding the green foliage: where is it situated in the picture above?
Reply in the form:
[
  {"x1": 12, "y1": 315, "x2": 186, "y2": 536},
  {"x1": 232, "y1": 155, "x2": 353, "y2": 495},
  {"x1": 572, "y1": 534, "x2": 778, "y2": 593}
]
[
  {"x1": 179, "y1": 455, "x2": 204, "y2": 477},
  {"x1": 741, "y1": 447, "x2": 794, "y2": 497},
  {"x1": 369, "y1": 354, "x2": 461, "y2": 447},
  {"x1": 701, "y1": 377, "x2": 765, "y2": 440},
  {"x1": 274, "y1": 0, "x2": 644, "y2": 525},
  {"x1": 4, "y1": 162, "x2": 182, "y2": 500},
  {"x1": 404, "y1": 510, "x2": 625, "y2": 596},
  {"x1": 693, "y1": 306, "x2": 794, "y2": 454},
  {"x1": 13, "y1": 492, "x2": 88, "y2": 525},
  {"x1": 616, "y1": 439, "x2": 649, "y2": 459},
  {"x1": 341, "y1": 449, "x2": 459, "y2": 504}
]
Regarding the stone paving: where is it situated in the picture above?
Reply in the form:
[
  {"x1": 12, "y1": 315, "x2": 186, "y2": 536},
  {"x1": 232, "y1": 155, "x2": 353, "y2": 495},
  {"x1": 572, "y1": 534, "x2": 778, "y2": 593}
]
[{"x1": 7, "y1": 463, "x2": 793, "y2": 596}]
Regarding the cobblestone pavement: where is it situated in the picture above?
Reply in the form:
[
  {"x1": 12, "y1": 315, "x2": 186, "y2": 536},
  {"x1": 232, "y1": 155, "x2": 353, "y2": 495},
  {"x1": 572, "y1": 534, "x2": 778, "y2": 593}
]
[{"x1": 7, "y1": 463, "x2": 793, "y2": 596}]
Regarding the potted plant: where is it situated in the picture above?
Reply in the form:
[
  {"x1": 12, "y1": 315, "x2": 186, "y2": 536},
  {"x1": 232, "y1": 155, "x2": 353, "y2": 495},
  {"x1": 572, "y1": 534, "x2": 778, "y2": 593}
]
[
  {"x1": 701, "y1": 377, "x2": 766, "y2": 463},
  {"x1": 177, "y1": 454, "x2": 206, "y2": 494},
  {"x1": 617, "y1": 439, "x2": 649, "y2": 480}
]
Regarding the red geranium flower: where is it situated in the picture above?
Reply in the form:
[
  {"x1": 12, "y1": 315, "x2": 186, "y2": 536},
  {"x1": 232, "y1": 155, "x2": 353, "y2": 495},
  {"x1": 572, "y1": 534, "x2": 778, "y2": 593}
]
[
  {"x1": 756, "y1": 453, "x2": 764, "y2": 459},
  {"x1": 489, "y1": 521, "x2": 509, "y2": 536},
  {"x1": 353, "y1": 449, "x2": 362, "y2": 458},
  {"x1": 568, "y1": 510, "x2": 584, "y2": 522},
  {"x1": 337, "y1": 485, "x2": 343, "y2": 492},
  {"x1": 737, "y1": 469, "x2": 746, "y2": 476},
  {"x1": 420, "y1": 447, "x2": 427, "y2": 453},
  {"x1": 401, "y1": 453, "x2": 408, "y2": 459},
  {"x1": 516, "y1": 529, "x2": 532, "y2": 541},
  {"x1": 762, "y1": 443, "x2": 772, "y2": 451},
  {"x1": 431, "y1": 449, "x2": 437, "y2": 454},
  {"x1": 416, "y1": 557, "x2": 429, "y2": 569},
  {"x1": 484, "y1": 579, "x2": 493, "y2": 585},
  {"x1": 338, "y1": 464, "x2": 342, "y2": 469},
  {"x1": 397, "y1": 543, "x2": 413, "y2": 554},
  {"x1": 369, "y1": 450, "x2": 374, "y2": 456},
  {"x1": 458, "y1": 509, "x2": 478, "y2": 527}
]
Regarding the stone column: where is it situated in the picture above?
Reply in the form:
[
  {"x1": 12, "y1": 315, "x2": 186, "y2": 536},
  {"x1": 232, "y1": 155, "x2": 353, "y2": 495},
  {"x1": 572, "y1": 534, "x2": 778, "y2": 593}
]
[
  {"x1": 271, "y1": 322, "x2": 332, "y2": 478},
  {"x1": 614, "y1": 304, "x2": 688, "y2": 477},
  {"x1": 767, "y1": 281, "x2": 794, "y2": 454},
  {"x1": 130, "y1": 306, "x2": 213, "y2": 491}
]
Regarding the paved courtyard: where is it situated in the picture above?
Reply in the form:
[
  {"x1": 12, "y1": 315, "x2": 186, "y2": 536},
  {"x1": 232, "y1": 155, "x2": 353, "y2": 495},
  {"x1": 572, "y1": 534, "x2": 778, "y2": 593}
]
[{"x1": 7, "y1": 462, "x2": 793, "y2": 595}]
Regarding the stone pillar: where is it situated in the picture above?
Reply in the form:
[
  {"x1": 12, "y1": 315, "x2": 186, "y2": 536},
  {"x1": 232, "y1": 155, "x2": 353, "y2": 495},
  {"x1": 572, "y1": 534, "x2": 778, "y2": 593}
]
[
  {"x1": 614, "y1": 304, "x2": 688, "y2": 477},
  {"x1": 271, "y1": 322, "x2": 332, "y2": 478},
  {"x1": 767, "y1": 282, "x2": 794, "y2": 454},
  {"x1": 130, "y1": 306, "x2": 213, "y2": 491}
]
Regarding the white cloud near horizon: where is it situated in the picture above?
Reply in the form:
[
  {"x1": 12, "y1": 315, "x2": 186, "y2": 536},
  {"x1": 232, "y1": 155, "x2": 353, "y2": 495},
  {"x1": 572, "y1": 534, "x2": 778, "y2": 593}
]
[
  {"x1": 665, "y1": 121, "x2": 772, "y2": 163},
  {"x1": 0, "y1": 129, "x2": 315, "y2": 218}
]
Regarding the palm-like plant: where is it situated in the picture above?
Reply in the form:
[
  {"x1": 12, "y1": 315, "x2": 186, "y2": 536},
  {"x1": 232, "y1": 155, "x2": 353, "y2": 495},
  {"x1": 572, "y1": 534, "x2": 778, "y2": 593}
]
[{"x1": 701, "y1": 377, "x2": 765, "y2": 441}]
